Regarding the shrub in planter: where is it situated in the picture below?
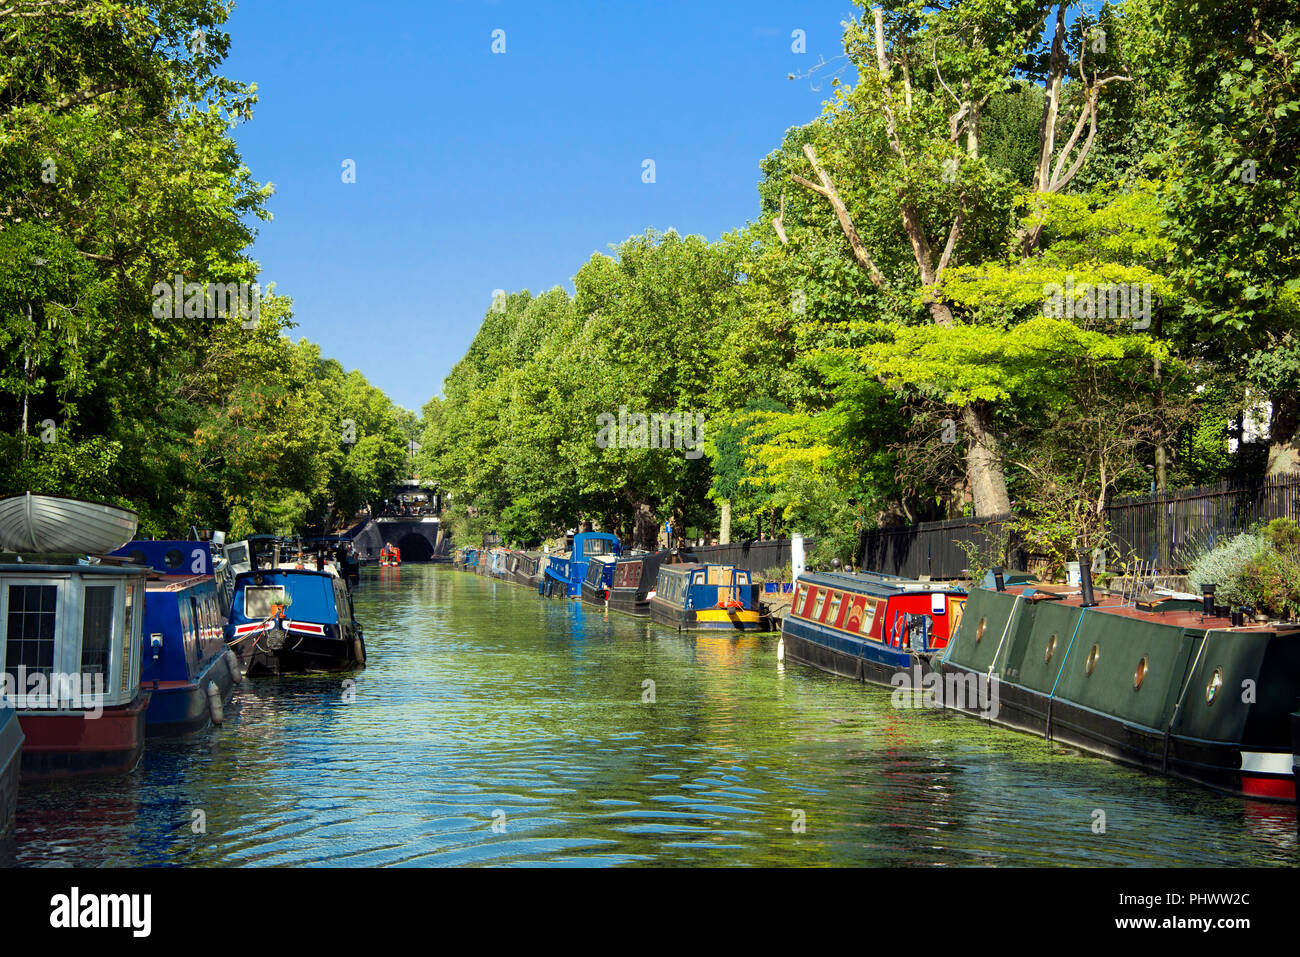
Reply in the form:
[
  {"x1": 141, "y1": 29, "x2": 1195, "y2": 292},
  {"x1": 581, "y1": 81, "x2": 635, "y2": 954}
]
[
  {"x1": 1238, "y1": 549, "x2": 1300, "y2": 620},
  {"x1": 1186, "y1": 532, "x2": 1269, "y2": 608}
]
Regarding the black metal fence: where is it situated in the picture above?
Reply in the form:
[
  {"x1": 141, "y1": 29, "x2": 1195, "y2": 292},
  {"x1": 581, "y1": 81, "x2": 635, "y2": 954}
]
[
  {"x1": 856, "y1": 474, "x2": 1300, "y2": 578},
  {"x1": 858, "y1": 513, "x2": 1025, "y2": 579},
  {"x1": 690, "y1": 539, "x2": 811, "y2": 577},
  {"x1": 1107, "y1": 475, "x2": 1300, "y2": 568}
]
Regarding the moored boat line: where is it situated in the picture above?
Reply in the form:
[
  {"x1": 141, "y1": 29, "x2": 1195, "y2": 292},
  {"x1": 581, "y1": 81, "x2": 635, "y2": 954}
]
[
  {"x1": 778, "y1": 563, "x2": 1300, "y2": 803},
  {"x1": 0, "y1": 494, "x2": 371, "y2": 809}
]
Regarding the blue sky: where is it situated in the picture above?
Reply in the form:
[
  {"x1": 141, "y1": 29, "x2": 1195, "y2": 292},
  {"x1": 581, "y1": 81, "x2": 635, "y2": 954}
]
[{"x1": 223, "y1": 0, "x2": 863, "y2": 411}]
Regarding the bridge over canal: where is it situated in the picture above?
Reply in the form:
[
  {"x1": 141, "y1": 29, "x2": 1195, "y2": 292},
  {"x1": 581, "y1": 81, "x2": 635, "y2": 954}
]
[{"x1": 350, "y1": 516, "x2": 449, "y2": 563}]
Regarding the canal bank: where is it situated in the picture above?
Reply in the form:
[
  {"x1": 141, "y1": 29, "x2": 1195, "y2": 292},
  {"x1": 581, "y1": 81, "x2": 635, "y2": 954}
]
[{"x1": 5, "y1": 565, "x2": 1297, "y2": 867}]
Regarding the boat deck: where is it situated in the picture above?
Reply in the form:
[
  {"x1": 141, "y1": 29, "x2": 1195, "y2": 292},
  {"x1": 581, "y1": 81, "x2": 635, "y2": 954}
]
[{"x1": 1004, "y1": 584, "x2": 1297, "y2": 632}]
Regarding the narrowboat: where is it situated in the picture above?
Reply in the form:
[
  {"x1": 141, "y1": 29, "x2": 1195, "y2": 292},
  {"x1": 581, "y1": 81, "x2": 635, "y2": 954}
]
[
  {"x1": 648, "y1": 563, "x2": 764, "y2": 631},
  {"x1": 606, "y1": 549, "x2": 682, "y2": 617},
  {"x1": 780, "y1": 570, "x2": 966, "y2": 684},
  {"x1": 579, "y1": 554, "x2": 619, "y2": 608},
  {"x1": 110, "y1": 540, "x2": 240, "y2": 735},
  {"x1": 1, "y1": 555, "x2": 150, "y2": 777},
  {"x1": 0, "y1": 700, "x2": 21, "y2": 838},
  {"x1": 511, "y1": 551, "x2": 544, "y2": 589},
  {"x1": 488, "y1": 547, "x2": 511, "y2": 580},
  {"x1": 379, "y1": 543, "x2": 401, "y2": 567},
  {"x1": 938, "y1": 581, "x2": 1300, "y2": 801},
  {"x1": 539, "y1": 532, "x2": 621, "y2": 599},
  {"x1": 222, "y1": 537, "x2": 366, "y2": 675}
]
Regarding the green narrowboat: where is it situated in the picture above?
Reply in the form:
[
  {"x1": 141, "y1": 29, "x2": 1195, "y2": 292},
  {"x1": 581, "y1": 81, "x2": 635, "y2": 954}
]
[{"x1": 941, "y1": 584, "x2": 1300, "y2": 801}]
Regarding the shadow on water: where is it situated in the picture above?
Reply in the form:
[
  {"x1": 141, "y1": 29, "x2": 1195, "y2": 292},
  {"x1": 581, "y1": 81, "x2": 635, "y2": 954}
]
[{"x1": 7, "y1": 564, "x2": 1299, "y2": 867}]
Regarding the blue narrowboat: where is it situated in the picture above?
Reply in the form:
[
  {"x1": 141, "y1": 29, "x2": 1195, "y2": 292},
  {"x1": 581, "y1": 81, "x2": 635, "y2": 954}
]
[
  {"x1": 579, "y1": 554, "x2": 619, "y2": 607},
  {"x1": 779, "y1": 570, "x2": 967, "y2": 684},
  {"x1": 111, "y1": 540, "x2": 241, "y2": 735},
  {"x1": 648, "y1": 563, "x2": 764, "y2": 631},
  {"x1": 539, "y1": 532, "x2": 621, "y2": 599},
  {"x1": 222, "y1": 537, "x2": 366, "y2": 675},
  {"x1": 0, "y1": 701, "x2": 20, "y2": 838}
]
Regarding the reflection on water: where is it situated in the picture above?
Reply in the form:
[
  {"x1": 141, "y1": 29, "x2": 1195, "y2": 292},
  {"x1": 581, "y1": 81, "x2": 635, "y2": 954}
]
[{"x1": 6, "y1": 565, "x2": 1299, "y2": 867}]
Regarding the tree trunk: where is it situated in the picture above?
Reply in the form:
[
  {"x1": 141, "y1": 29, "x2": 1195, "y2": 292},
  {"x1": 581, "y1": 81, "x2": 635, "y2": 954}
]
[
  {"x1": 719, "y1": 500, "x2": 731, "y2": 544},
  {"x1": 962, "y1": 401, "x2": 1012, "y2": 516},
  {"x1": 926, "y1": 298, "x2": 1012, "y2": 517},
  {"x1": 633, "y1": 502, "x2": 658, "y2": 550},
  {"x1": 1267, "y1": 391, "x2": 1300, "y2": 476}
]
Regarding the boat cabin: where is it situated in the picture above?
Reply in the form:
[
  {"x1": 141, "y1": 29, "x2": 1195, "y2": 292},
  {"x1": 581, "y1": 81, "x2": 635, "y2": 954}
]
[
  {"x1": 648, "y1": 563, "x2": 762, "y2": 631},
  {"x1": 0, "y1": 556, "x2": 150, "y2": 776}
]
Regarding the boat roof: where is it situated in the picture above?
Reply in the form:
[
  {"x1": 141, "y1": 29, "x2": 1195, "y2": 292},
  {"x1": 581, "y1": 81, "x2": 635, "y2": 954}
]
[
  {"x1": 0, "y1": 554, "x2": 147, "y2": 577},
  {"x1": 658, "y1": 562, "x2": 744, "y2": 575},
  {"x1": 798, "y1": 569, "x2": 965, "y2": 597},
  {"x1": 997, "y1": 582, "x2": 1299, "y2": 632}
]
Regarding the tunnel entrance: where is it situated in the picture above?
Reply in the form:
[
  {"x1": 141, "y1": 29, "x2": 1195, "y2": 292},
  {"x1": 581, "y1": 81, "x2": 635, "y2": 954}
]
[{"x1": 394, "y1": 532, "x2": 434, "y2": 563}]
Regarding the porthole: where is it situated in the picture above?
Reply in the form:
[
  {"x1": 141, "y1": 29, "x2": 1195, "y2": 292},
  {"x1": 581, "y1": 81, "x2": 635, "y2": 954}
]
[
  {"x1": 128, "y1": 549, "x2": 147, "y2": 566},
  {"x1": 164, "y1": 548, "x2": 185, "y2": 570},
  {"x1": 1206, "y1": 668, "x2": 1223, "y2": 705},
  {"x1": 1044, "y1": 634, "x2": 1057, "y2": 664},
  {"x1": 975, "y1": 617, "x2": 987, "y2": 642},
  {"x1": 1133, "y1": 656, "x2": 1148, "y2": 690},
  {"x1": 1085, "y1": 644, "x2": 1100, "y2": 676}
]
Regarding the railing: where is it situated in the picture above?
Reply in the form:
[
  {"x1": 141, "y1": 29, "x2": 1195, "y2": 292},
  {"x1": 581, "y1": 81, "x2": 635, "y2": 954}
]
[
  {"x1": 689, "y1": 539, "x2": 812, "y2": 576},
  {"x1": 856, "y1": 474, "x2": 1300, "y2": 578}
]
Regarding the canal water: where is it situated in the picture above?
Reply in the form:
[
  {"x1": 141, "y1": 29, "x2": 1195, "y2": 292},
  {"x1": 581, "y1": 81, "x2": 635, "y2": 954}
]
[{"x1": 5, "y1": 565, "x2": 1298, "y2": 867}]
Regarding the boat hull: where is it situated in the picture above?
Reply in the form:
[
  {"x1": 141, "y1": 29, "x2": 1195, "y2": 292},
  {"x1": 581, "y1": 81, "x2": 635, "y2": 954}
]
[
  {"x1": 781, "y1": 619, "x2": 931, "y2": 684},
  {"x1": 649, "y1": 598, "x2": 762, "y2": 632},
  {"x1": 243, "y1": 627, "x2": 364, "y2": 676},
  {"x1": 17, "y1": 693, "x2": 150, "y2": 779},
  {"x1": 145, "y1": 649, "x2": 238, "y2": 736},
  {"x1": 607, "y1": 589, "x2": 651, "y2": 617},
  {"x1": 0, "y1": 709, "x2": 21, "y2": 838}
]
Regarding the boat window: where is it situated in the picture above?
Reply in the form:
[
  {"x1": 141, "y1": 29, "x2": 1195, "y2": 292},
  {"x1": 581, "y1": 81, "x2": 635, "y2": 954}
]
[
  {"x1": 793, "y1": 584, "x2": 807, "y2": 616},
  {"x1": 811, "y1": 589, "x2": 827, "y2": 621},
  {"x1": 164, "y1": 548, "x2": 185, "y2": 570},
  {"x1": 122, "y1": 582, "x2": 137, "y2": 694},
  {"x1": 860, "y1": 600, "x2": 879, "y2": 637},
  {"x1": 245, "y1": 585, "x2": 287, "y2": 620},
  {"x1": 828, "y1": 592, "x2": 843, "y2": 626},
  {"x1": 4, "y1": 583, "x2": 59, "y2": 679},
  {"x1": 80, "y1": 585, "x2": 116, "y2": 677},
  {"x1": 844, "y1": 595, "x2": 866, "y2": 631},
  {"x1": 182, "y1": 597, "x2": 196, "y2": 646}
]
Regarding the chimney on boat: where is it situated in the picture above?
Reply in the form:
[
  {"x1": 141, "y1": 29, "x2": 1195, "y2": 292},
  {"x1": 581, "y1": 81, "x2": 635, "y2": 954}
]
[
  {"x1": 1201, "y1": 583, "x2": 1216, "y2": 617},
  {"x1": 992, "y1": 567, "x2": 1006, "y2": 592},
  {"x1": 1078, "y1": 552, "x2": 1098, "y2": 608}
]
